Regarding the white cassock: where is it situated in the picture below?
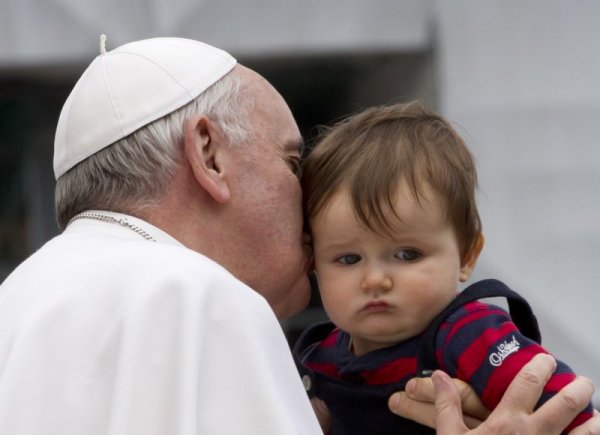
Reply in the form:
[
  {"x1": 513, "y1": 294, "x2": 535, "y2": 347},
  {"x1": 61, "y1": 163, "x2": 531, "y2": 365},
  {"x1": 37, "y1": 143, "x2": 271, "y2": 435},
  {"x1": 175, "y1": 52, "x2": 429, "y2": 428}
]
[{"x1": 0, "y1": 211, "x2": 321, "y2": 435}]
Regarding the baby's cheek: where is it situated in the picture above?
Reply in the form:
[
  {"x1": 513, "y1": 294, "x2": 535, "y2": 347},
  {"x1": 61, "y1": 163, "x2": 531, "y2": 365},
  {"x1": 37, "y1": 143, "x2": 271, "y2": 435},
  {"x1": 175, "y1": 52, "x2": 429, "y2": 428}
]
[{"x1": 405, "y1": 292, "x2": 442, "y2": 319}]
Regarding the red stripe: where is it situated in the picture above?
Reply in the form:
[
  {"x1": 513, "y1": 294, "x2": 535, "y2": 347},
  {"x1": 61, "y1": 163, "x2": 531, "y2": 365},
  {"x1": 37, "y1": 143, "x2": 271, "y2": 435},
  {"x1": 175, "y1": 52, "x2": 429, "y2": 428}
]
[
  {"x1": 548, "y1": 374, "x2": 592, "y2": 432},
  {"x1": 306, "y1": 362, "x2": 340, "y2": 378},
  {"x1": 444, "y1": 306, "x2": 509, "y2": 345},
  {"x1": 481, "y1": 347, "x2": 545, "y2": 407},
  {"x1": 454, "y1": 322, "x2": 519, "y2": 380},
  {"x1": 565, "y1": 410, "x2": 594, "y2": 433},
  {"x1": 320, "y1": 330, "x2": 340, "y2": 348},
  {"x1": 437, "y1": 300, "x2": 487, "y2": 336},
  {"x1": 544, "y1": 372, "x2": 576, "y2": 393},
  {"x1": 362, "y1": 357, "x2": 417, "y2": 385}
]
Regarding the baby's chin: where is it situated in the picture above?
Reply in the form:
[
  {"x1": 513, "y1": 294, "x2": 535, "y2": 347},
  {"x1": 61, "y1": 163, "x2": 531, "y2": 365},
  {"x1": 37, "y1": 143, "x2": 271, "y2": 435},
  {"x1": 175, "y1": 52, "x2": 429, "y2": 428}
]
[{"x1": 351, "y1": 328, "x2": 421, "y2": 353}]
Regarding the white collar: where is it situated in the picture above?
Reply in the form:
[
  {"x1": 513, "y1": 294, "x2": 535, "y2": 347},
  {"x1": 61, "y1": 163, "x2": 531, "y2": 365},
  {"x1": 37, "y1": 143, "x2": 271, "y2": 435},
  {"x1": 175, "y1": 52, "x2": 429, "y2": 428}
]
[{"x1": 65, "y1": 210, "x2": 183, "y2": 247}]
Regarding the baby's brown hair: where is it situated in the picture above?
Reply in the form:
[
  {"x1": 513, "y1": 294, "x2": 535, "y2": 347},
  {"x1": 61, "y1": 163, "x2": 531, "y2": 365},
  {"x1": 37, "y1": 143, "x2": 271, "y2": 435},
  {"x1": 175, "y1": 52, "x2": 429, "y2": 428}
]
[{"x1": 301, "y1": 101, "x2": 481, "y2": 259}]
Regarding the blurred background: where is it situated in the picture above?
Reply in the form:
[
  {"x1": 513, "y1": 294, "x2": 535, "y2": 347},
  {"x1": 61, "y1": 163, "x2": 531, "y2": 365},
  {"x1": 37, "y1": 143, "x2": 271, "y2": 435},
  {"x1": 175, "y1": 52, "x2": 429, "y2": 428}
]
[{"x1": 1, "y1": 0, "x2": 598, "y2": 407}]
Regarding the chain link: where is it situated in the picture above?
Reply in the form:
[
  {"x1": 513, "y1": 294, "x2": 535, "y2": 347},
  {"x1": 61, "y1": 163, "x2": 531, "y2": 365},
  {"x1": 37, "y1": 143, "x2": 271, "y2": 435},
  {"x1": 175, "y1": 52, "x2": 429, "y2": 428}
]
[{"x1": 69, "y1": 212, "x2": 157, "y2": 242}]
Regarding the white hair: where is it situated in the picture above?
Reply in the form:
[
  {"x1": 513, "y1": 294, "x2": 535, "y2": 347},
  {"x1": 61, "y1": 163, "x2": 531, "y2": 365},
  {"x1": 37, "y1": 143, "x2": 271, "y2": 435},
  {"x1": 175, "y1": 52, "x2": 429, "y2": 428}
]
[{"x1": 55, "y1": 70, "x2": 254, "y2": 230}]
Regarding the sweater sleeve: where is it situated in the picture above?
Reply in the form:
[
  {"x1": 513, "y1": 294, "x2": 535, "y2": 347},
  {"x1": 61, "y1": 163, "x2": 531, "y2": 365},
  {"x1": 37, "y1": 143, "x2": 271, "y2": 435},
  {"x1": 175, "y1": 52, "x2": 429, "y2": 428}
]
[{"x1": 435, "y1": 301, "x2": 593, "y2": 432}]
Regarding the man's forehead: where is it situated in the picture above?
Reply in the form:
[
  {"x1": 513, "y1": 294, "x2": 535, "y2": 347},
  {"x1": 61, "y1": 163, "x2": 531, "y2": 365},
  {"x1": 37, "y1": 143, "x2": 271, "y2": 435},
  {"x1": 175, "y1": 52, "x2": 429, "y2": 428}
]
[{"x1": 239, "y1": 64, "x2": 303, "y2": 156}]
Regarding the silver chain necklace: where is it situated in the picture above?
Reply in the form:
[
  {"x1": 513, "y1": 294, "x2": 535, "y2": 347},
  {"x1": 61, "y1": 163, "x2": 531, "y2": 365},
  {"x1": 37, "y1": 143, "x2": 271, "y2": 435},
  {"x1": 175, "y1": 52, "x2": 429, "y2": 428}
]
[{"x1": 69, "y1": 212, "x2": 157, "y2": 242}]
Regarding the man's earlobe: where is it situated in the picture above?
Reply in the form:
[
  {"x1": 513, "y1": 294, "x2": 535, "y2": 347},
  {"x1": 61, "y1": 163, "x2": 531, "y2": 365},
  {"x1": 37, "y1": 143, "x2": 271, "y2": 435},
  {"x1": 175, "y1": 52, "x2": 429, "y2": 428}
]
[
  {"x1": 183, "y1": 116, "x2": 230, "y2": 203},
  {"x1": 459, "y1": 233, "x2": 485, "y2": 282}
]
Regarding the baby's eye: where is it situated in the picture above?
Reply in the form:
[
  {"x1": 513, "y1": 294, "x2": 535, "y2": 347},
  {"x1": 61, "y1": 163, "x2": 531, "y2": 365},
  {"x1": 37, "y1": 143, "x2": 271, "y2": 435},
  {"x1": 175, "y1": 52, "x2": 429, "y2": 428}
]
[
  {"x1": 395, "y1": 249, "x2": 421, "y2": 262},
  {"x1": 336, "y1": 254, "x2": 361, "y2": 265}
]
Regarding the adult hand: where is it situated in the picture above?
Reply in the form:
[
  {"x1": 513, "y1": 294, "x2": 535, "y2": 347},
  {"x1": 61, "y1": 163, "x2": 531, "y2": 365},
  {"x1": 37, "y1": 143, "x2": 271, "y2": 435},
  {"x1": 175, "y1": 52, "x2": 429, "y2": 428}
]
[
  {"x1": 389, "y1": 354, "x2": 599, "y2": 434},
  {"x1": 389, "y1": 373, "x2": 489, "y2": 429}
]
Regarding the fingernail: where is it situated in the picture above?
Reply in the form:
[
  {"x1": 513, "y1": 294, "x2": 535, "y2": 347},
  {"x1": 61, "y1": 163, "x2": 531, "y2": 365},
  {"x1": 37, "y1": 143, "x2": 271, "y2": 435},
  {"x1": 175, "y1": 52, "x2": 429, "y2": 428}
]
[
  {"x1": 431, "y1": 371, "x2": 443, "y2": 390},
  {"x1": 389, "y1": 392, "x2": 401, "y2": 408},
  {"x1": 405, "y1": 378, "x2": 415, "y2": 394},
  {"x1": 431, "y1": 370, "x2": 449, "y2": 391}
]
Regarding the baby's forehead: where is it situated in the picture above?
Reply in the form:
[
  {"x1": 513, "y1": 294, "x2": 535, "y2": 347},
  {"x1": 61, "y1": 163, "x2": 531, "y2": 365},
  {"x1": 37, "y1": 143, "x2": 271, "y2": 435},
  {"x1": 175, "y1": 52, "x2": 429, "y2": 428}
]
[{"x1": 312, "y1": 181, "x2": 450, "y2": 233}]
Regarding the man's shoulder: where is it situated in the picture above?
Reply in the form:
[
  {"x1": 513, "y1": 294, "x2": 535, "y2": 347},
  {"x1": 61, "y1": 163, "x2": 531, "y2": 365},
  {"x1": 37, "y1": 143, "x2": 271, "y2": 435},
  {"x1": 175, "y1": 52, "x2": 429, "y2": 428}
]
[
  {"x1": 0, "y1": 231, "x2": 274, "y2": 337},
  {"x1": 55, "y1": 227, "x2": 231, "y2": 277},
  {"x1": 2, "y1": 231, "x2": 258, "y2": 310}
]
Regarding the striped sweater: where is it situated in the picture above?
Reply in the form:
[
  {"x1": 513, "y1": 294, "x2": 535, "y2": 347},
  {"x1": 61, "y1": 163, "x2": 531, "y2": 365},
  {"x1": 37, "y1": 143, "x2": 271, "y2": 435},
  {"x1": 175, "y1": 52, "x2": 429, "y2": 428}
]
[{"x1": 293, "y1": 279, "x2": 593, "y2": 435}]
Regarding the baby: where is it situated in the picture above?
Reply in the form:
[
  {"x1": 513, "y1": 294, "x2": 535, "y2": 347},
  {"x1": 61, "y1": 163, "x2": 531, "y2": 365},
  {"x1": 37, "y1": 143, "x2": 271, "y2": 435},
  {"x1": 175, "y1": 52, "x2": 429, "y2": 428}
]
[{"x1": 293, "y1": 102, "x2": 593, "y2": 434}]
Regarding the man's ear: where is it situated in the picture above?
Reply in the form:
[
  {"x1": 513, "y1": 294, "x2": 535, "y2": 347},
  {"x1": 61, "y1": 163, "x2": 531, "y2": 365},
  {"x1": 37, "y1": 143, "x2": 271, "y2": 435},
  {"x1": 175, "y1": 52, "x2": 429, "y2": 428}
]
[
  {"x1": 459, "y1": 233, "x2": 485, "y2": 282},
  {"x1": 183, "y1": 115, "x2": 230, "y2": 203}
]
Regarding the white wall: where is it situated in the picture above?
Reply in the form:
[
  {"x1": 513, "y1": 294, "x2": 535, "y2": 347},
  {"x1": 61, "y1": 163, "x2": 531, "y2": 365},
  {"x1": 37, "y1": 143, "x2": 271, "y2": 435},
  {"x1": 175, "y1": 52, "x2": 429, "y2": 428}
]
[
  {"x1": 437, "y1": 0, "x2": 600, "y2": 403},
  {"x1": 0, "y1": 0, "x2": 429, "y2": 66}
]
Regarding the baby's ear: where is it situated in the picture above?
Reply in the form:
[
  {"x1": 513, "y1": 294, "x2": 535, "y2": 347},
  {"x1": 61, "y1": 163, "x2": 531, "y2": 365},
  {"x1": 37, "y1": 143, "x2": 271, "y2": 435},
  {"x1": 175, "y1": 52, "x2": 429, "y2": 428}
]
[{"x1": 459, "y1": 234, "x2": 484, "y2": 282}]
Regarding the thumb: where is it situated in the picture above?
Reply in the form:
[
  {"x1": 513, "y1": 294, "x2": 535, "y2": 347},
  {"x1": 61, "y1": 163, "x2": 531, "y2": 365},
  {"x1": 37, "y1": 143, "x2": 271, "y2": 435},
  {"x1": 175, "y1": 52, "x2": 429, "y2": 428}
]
[{"x1": 432, "y1": 370, "x2": 470, "y2": 435}]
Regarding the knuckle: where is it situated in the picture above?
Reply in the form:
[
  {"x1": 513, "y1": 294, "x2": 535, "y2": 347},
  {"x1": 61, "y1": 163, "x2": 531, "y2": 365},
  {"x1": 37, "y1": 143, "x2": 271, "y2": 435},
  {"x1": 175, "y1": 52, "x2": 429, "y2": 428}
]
[
  {"x1": 560, "y1": 391, "x2": 581, "y2": 412},
  {"x1": 518, "y1": 368, "x2": 543, "y2": 387},
  {"x1": 485, "y1": 415, "x2": 528, "y2": 435}
]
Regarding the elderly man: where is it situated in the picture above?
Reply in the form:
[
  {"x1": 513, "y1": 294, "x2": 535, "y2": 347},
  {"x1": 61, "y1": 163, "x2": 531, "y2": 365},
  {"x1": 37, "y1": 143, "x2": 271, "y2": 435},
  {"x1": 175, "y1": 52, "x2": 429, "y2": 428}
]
[{"x1": 0, "y1": 37, "x2": 597, "y2": 434}]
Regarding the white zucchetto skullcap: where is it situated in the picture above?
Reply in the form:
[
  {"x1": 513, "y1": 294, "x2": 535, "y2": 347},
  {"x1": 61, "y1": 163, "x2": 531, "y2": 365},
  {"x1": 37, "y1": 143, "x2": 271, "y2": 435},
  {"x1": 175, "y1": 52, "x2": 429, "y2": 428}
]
[{"x1": 53, "y1": 36, "x2": 237, "y2": 179}]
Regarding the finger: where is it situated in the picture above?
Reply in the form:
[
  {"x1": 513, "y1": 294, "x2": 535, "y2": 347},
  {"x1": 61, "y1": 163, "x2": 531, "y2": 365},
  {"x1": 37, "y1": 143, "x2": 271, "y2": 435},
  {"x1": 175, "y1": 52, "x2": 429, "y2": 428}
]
[
  {"x1": 400, "y1": 376, "x2": 489, "y2": 429},
  {"x1": 388, "y1": 391, "x2": 437, "y2": 428},
  {"x1": 496, "y1": 353, "x2": 557, "y2": 413},
  {"x1": 388, "y1": 390, "x2": 485, "y2": 430},
  {"x1": 463, "y1": 414, "x2": 484, "y2": 430},
  {"x1": 533, "y1": 376, "x2": 595, "y2": 434},
  {"x1": 431, "y1": 370, "x2": 469, "y2": 435},
  {"x1": 569, "y1": 410, "x2": 600, "y2": 435},
  {"x1": 452, "y1": 378, "x2": 491, "y2": 422},
  {"x1": 404, "y1": 376, "x2": 436, "y2": 401}
]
